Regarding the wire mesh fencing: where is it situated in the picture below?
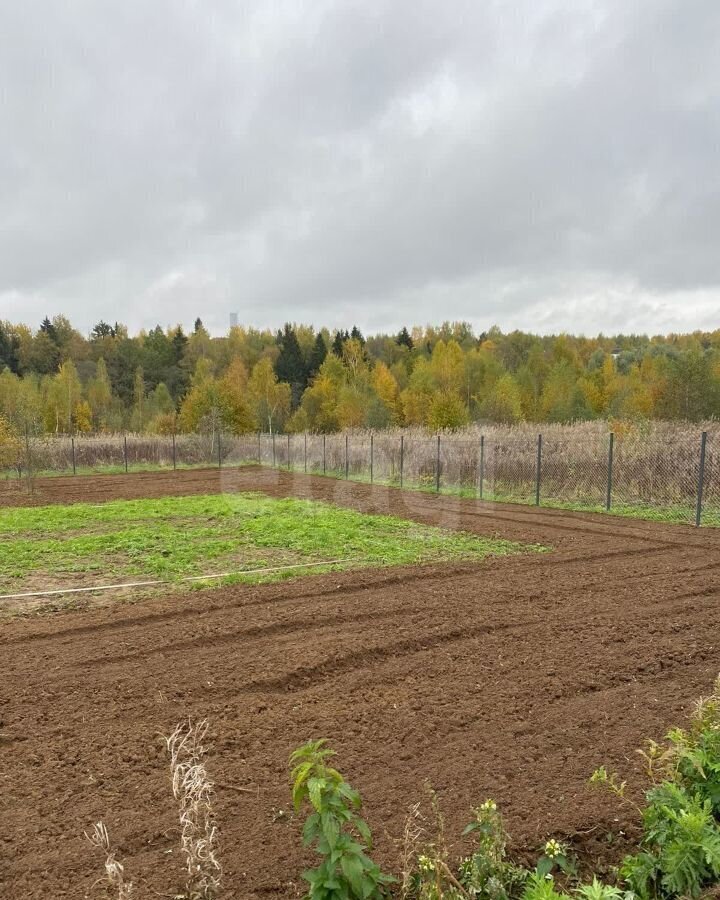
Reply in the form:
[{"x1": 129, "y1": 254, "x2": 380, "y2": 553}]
[
  {"x1": 1, "y1": 425, "x2": 718, "y2": 526},
  {"x1": 538, "y1": 434, "x2": 609, "y2": 508},
  {"x1": 705, "y1": 436, "x2": 720, "y2": 527}
]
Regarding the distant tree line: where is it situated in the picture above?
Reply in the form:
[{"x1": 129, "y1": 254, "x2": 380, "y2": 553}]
[{"x1": 0, "y1": 316, "x2": 718, "y2": 436}]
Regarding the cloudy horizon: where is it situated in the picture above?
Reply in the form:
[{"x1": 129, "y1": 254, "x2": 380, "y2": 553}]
[{"x1": 1, "y1": 0, "x2": 719, "y2": 338}]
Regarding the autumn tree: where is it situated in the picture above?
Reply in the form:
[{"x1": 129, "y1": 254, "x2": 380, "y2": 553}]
[
  {"x1": 297, "y1": 356, "x2": 344, "y2": 432},
  {"x1": 74, "y1": 400, "x2": 93, "y2": 432},
  {"x1": 247, "y1": 357, "x2": 291, "y2": 433},
  {"x1": 218, "y1": 358, "x2": 255, "y2": 433},
  {"x1": 43, "y1": 361, "x2": 82, "y2": 432},
  {"x1": 0, "y1": 414, "x2": 22, "y2": 472},
  {"x1": 0, "y1": 369, "x2": 43, "y2": 431},
  {"x1": 541, "y1": 361, "x2": 587, "y2": 422},
  {"x1": 87, "y1": 358, "x2": 115, "y2": 430},
  {"x1": 370, "y1": 362, "x2": 401, "y2": 427},
  {"x1": 480, "y1": 373, "x2": 524, "y2": 424},
  {"x1": 400, "y1": 358, "x2": 435, "y2": 426},
  {"x1": 178, "y1": 359, "x2": 220, "y2": 432}
]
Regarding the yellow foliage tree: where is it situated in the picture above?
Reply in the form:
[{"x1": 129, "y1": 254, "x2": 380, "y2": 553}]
[
  {"x1": 336, "y1": 387, "x2": 366, "y2": 429},
  {"x1": 371, "y1": 362, "x2": 401, "y2": 425},
  {"x1": 285, "y1": 407, "x2": 310, "y2": 433},
  {"x1": 481, "y1": 373, "x2": 524, "y2": 423},
  {"x1": 429, "y1": 340, "x2": 465, "y2": 395},
  {"x1": 43, "y1": 360, "x2": 82, "y2": 433},
  {"x1": 0, "y1": 414, "x2": 22, "y2": 471},
  {"x1": 178, "y1": 360, "x2": 220, "y2": 432},
  {"x1": 427, "y1": 392, "x2": 469, "y2": 430},
  {"x1": 74, "y1": 400, "x2": 93, "y2": 433},
  {"x1": 299, "y1": 357, "x2": 344, "y2": 432},
  {"x1": 247, "y1": 357, "x2": 291, "y2": 433},
  {"x1": 86, "y1": 358, "x2": 113, "y2": 428},
  {"x1": 218, "y1": 358, "x2": 255, "y2": 433},
  {"x1": 400, "y1": 358, "x2": 434, "y2": 426}
]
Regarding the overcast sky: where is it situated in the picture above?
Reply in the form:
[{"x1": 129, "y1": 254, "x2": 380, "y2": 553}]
[{"x1": 1, "y1": 0, "x2": 719, "y2": 338}]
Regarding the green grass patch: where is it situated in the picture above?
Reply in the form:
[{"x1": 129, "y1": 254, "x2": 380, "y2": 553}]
[
  {"x1": 0, "y1": 459, "x2": 257, "y2": 480},
  {"x1": 0, "y1": 492, "x2": 542, "y2": 595}
]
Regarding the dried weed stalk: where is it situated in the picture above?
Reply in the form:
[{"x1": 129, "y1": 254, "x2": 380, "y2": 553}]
[
  {"x1": 400, "y1": 801, "x2": 427, "y2": 898},
  {"x1": 165, "y1": 719, "x2": 222, "y2": 900},
  {"x1": 86, "y1": 821, "x2": 135, "y2": 900}
]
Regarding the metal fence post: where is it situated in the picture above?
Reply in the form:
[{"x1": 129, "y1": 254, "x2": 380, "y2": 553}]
[
  {"x1": 304, "y1": 432, "x2": 308, "y2": 473},
  {"x1": 218, "y1": 430, "x2": 222, "y2": 468},
  {"x1": 606, "y1": 432, "x2": 614, "y2": 511},
  {"x1": 435, "y1": 434, "x2": 441, "y2": 492},
  {"x1": 71, "y1": 436, "x2": 76, "y2": 475},
  {"x1": 696, "y1": 431, "x2": 708, "y2": 527},
  {"x1": 25, "y1": 422, "x2": 32, "y2": 493},
  {"x1": 124, "y1": 434, "x2": 128, "y2": 473},
  {"x1": 272, "y1": 432, "x2": 276, "y2": 467},
  {"x1": 287, "y1": 433, "x2": 291, "y2": 471},
  {"x1": 400, "y1": 434, "x2": 404, "y2": 488},
  {"x1": 345, "y1": 433, "x2": 349, "y2": 479},
  {"x1": 535, "y1": 433, "x2": 542, "y2": 506},
  {"x1": 479, "y1": 434, "x2": 485, "y2": 500},
  {"x1": 257, "y1": 431, "x2": 261, "y2": 464},
  {"x1": 322, "y1": 434, "x2": 326, "y2": 474},
  {"x1": 370, "y1": 432, "x2": 374, "y2": 484},
  {"x1": 172, "y1": 430, "x2": 177, "y2": 471}
]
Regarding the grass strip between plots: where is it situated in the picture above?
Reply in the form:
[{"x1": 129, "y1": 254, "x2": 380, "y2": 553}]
[
  {"x1": 308, "y1": 469, "x2": 720, "y2": 527},
  {"x1": 0, "y1": 492, "x2": 545, "y2": 593}
]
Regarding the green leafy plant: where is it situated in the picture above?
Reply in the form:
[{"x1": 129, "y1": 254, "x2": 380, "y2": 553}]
[
  {"x1": 640, "y1": 677, "x2": 720, "y2": 812},
  {"x1": 535, "y1": 839, "x2": 576, "y2": 880},
  {"x1": 522, "y1": 874, "x2": 624, "y2": 900},
  {"x1": 404, "y1": 797, "x2": 529, "y2": 900},
  {"x1": 593, "y1": 677, "x2": 720, "y2": 900},
  {"x1": 521, "y1": 873, "x2": 569, "y2": 900},
  {"x1": 621, "y1": 783, "x2": 720, "y2": 898},
  {"x1": 290, "y1": 739, "x2": 395, "y2": 899},
  {"x1": 573, "y1": 876, "x2": 623, "y2": 900},
  {"x1": 589, "y1": 767, "x2": 629, "y2": 803},
  {"x1": 458, "y1": 800, "x2": 529, "y2": 900}
]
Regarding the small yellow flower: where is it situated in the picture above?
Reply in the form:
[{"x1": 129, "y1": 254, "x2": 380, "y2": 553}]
[
  {"x1": 544, "y1": 839, "x2": 563, "y2": 859},
  {"x1": 480, "y1": 799, "x2": 497, "y2": 811}
]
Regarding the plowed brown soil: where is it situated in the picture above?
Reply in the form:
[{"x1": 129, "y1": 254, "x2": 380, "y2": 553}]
[{"x1": 1, "y1": 467, "x2": 719, "y2": 899}]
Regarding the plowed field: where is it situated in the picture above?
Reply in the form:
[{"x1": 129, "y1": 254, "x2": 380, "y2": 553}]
[{"x1": 1, "y1": 467, "x2": 719, "y2": 898}]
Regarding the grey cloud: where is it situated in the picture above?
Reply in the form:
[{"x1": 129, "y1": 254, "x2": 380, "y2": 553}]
[{"x1": 0, "y1": 0, "x2": 718, "y2": 335}]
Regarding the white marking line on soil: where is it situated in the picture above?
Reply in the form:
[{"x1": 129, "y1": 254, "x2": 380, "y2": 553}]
[{"x1": 0, "y1": 558, "x2": 356, "y2": 602}]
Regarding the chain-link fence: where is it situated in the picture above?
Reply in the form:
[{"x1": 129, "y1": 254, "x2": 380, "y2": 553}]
[{"x1": 1, "y1": 426, "x2": 718, "y2": 526}]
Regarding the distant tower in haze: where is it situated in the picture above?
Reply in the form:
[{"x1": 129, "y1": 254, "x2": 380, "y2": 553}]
[{"x1": 229, "y1": 312, "x2": 238, "y2": 328}]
